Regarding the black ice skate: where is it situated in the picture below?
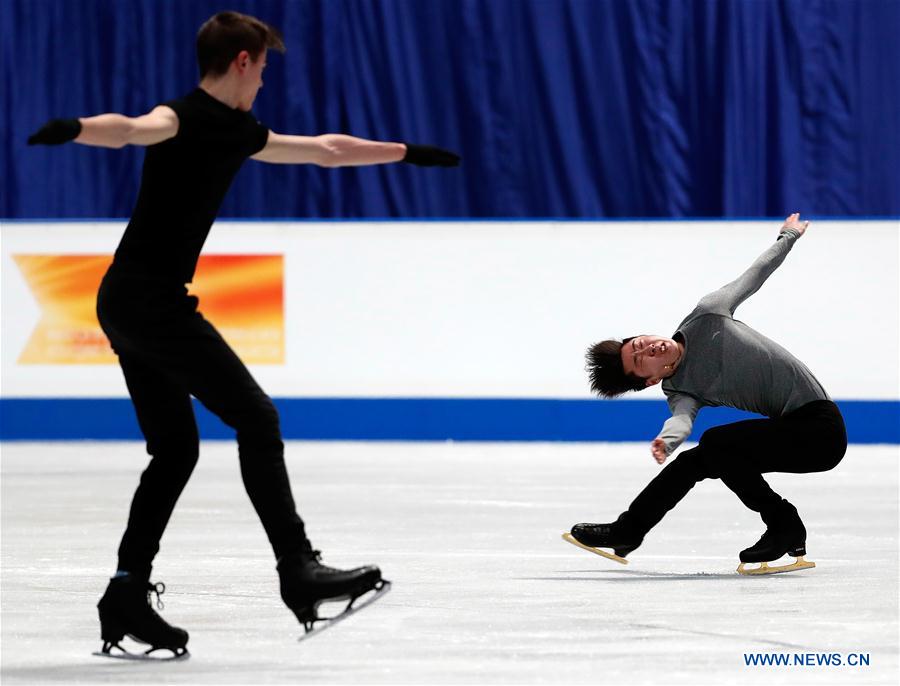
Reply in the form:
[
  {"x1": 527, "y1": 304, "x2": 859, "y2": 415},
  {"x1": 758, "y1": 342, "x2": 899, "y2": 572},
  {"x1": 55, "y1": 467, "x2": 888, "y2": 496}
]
[
  {"x1": 278, "y1": 550, "x2": 390, "y2": 641},
  {"x1": 94, "y1": 575, "x2": 189, "y2": 660},
  {"x1": 563, "y1": 514, "x2": 645, "y2": 565},
  {"x1": 737, "y1": 501, "x2": 815, "y2": 575}
]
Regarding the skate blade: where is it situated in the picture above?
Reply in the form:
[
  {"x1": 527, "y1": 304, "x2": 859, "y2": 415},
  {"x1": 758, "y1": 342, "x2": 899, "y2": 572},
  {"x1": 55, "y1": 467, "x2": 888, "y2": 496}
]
[
  {"x1": 562, "y1": 533, "x2": 628, "y2": 565},
  {"x1": 297, "y1": 579, "x2": 392, "y2": 643},
  {"x1": 737, "y1": 556, "x2": 816, "y2": 576},
  {"x1": 92, "y1": 642, "x2": 189, "y2": 661}
]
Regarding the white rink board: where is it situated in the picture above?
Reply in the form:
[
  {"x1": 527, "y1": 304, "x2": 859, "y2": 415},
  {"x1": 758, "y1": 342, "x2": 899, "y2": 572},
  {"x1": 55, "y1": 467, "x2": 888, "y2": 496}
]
[
  {"x1": 1, "y1": 220, "x2": 898, "y2": 399},
  {"x1": 1, "y1": 440, "x2": 897, "y2": 684}
]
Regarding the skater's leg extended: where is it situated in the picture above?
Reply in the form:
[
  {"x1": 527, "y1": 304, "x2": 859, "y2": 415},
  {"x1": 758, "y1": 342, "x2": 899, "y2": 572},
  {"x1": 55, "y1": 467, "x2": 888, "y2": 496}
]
[
  {"x1": 624, "y1": 445, "x2": 714, "y2": 532},
  {"x1": 176, "y1": 317, "x2": 387, "y2": 627},
  {"x1": 568, "y1": 446, "x2": 714, "y2": 558},
  {"x1": 178, "y1": 319, "x2": 313, "y2": 560}
]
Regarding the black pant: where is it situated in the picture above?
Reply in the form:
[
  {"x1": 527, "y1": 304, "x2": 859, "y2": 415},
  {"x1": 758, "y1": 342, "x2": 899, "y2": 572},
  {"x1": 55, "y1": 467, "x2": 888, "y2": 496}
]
[
  {"x1": 625, "y1": 400, "x2": 847, "y2": 533},
  {"x1": 97, "y1": 269, "x2": 311, "y2": 578}
]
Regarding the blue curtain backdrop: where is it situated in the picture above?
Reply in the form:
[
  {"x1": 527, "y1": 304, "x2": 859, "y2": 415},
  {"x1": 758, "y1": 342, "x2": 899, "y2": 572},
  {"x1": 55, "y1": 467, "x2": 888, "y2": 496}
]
[{"x1": 2, "y1": 0, "x2": 899, "y2": 219}]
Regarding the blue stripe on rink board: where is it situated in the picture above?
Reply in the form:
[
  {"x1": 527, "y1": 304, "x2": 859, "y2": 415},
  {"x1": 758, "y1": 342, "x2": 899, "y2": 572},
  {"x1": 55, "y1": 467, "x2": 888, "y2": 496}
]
[{"x1": 1, "y1": 398, "x2": 898, "y2": 444}]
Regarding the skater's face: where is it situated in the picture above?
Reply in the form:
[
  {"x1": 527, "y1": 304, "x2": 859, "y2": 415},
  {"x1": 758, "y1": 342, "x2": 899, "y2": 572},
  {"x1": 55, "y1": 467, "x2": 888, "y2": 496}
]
[
  {"x1": 620, "y1": 335, "x2": 682, "y2": 386},
  {"x1": 235, "y1": 48, "x2": 267, "y2": 111}
]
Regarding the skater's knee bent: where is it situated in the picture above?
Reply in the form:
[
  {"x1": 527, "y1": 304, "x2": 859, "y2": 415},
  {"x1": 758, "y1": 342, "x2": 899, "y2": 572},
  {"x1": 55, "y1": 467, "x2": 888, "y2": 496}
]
[
  {"x1": 814, "y1": 444, "x2": 846, "y2": 473},
  {"x1": 822, "y1": 424, "x2": 848, "y2": 471},
  {"x1": 235, "y1": 396, "x2": 283, "y2": 453},
  {"x1": 139, "y1": 450, "x2": 199, "y2": 485},
  {"x1": 145, "y1": 431, "x2": 199, "y2": 466}
]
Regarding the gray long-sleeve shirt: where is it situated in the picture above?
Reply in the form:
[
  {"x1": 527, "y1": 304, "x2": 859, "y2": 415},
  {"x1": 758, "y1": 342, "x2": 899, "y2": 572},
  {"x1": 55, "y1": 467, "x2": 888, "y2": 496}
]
[{"x1": 657, "y1": 229, "x2": 830, "y2": 456}]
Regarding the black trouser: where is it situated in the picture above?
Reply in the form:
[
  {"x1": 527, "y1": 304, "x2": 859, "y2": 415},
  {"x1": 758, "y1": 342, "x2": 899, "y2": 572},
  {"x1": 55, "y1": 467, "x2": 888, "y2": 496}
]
[
  {"x1": 625, "y1": 400, "x2": 847, "y2": 533},
  {"x1": 97, "y1": 269, "x2": 312, "y2": 578}
]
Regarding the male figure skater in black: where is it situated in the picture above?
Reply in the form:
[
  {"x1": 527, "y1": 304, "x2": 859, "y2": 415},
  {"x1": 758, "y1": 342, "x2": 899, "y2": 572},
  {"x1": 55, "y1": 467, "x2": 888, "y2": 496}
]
[
  {"x1": 569, "y1": 214, "x2": 847, "y2": 574},
  {"x1": 28, "y1": 11, "x2": 459, "y2": 656}
]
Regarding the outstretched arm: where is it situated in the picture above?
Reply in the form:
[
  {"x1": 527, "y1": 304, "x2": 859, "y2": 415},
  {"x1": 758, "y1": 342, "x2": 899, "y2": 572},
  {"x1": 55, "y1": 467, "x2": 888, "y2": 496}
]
[
  {"x1": 251, "y1": 132, "x2": 460, "y2": 167},
  {"x1": 28, "y1": 106, "x2": 179, "y2": 148},
  {"x1": 697, "y1": 214, "x2": 809, "y2": 316}
]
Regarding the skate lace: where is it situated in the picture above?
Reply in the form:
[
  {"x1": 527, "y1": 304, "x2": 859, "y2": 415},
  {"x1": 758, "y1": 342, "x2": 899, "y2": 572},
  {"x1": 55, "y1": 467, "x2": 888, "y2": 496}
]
[
  {"x1": 308, "y1": 549, "x2": 348, "y2": 575},
  {"x1": 146, "y1": 581, "x2": 166, "y2": 610}
]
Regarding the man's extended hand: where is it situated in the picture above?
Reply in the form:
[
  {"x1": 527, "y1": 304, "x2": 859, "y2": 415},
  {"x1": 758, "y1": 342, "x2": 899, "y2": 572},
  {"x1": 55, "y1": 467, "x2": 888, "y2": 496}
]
[
  {"x1": 28, "y1": 118, "x2": 83, "y2": 145},
  {"x1": 28, "y1": 118, "x2": 82, "y2": 145},
  {"x1": 402, "y1": 144, "x2": 460, "y2": 167},
  {"x1": 650, "y1": 438, "x2": 667, "y2": 465},
  {"x1": 781, "y1": 212, "x2": 809, "y2": 236}
]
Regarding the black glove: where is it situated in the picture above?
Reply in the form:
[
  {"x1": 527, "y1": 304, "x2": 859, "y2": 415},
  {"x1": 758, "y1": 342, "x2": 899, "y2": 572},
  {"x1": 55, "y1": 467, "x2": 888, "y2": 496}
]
[
  {"x1": 27, "y1": 118, "x2": 82, "y2": 145},
  {"x1": 402, "y1": 143, "x2": 460, "y2": 167}
]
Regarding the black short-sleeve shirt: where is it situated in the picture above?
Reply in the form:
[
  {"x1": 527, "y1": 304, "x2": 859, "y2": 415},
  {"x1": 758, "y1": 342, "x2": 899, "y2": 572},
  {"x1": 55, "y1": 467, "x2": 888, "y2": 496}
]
[{"x1": 112, "y1": 88, "x2": 269, "y2": 283}]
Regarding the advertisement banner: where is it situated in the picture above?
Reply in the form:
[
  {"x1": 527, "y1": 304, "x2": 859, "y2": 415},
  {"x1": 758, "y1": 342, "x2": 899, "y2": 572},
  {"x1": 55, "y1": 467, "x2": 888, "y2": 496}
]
[{"x1": 13, "y1": 253, "x2": 283, "y2": 365}]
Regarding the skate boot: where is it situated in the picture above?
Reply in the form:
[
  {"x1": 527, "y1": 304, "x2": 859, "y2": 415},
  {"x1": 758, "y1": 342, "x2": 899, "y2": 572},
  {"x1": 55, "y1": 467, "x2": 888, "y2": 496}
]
[
  {"x1": 563, "y1": 513, "x2": 645, "y2": 565},
  {"x1": 95, "y1": 574, "x2": 189, "y2": 659},
  {"x1": 277, "y1": 549, "x2": 390, "y2": 638},
  {"x1": 737, "y1": 501, "x2": 815, "y2": 575}
]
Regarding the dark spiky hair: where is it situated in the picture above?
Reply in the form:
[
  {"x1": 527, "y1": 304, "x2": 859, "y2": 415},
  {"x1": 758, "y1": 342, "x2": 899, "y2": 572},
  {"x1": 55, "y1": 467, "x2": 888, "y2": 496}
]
[{"x1": 586, "y1": 338, "x2": 646, "y2": 398}]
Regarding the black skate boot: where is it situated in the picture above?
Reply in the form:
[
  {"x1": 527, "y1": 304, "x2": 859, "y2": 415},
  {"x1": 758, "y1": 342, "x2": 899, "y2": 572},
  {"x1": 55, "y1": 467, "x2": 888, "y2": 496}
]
[
  {"x1": 277, "y1": 550, "x2": 390, "y2": 638},
  {"x1": 737, "y1": 501, "x2": 815, "y2": 575},
  {"x1": 95, "y1": 574, "x2": 189, "y2": 659},
  {"x1": 564, "y1": 513, "x2": 645, "y2": 564}
]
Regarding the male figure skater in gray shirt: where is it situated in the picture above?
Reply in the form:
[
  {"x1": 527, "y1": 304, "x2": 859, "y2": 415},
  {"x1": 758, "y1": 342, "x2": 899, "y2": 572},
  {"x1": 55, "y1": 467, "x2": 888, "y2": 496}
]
[{"x1": 568, "y1": 214, "x2": 846, "y2": 574}]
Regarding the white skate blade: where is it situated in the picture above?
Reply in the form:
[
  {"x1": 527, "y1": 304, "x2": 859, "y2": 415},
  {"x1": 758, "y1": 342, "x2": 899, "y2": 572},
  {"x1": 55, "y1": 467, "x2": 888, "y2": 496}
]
[
  {"x1": 297, "y1": 579, "x2": 392, "y2": 643},
  {"x1": 562, "y1": 532, "x2": 628, "y2": 565},
  {"x1": 737, "y1": 555, "x2": 816, "y2": 576}
]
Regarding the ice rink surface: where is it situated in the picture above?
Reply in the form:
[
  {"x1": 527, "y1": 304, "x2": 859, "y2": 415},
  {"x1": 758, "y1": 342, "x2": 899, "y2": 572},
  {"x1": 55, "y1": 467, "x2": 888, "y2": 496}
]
[{"x1": 2, "y1": 440, "x2": 898, "y2": 685}]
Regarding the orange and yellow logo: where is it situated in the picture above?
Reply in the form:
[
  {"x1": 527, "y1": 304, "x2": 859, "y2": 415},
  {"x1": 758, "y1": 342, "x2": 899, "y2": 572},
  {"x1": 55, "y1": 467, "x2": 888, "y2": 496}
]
[{"x1": 14, "y1": 254, "x2": 284, "y2": 365}]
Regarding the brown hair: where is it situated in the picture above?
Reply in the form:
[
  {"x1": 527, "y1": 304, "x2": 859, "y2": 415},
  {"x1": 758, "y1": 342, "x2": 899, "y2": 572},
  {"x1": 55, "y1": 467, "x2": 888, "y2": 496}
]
[
  {"x1": 586, "y1": 338, "x2": 646, "y2": 398},
  {"x1": 196, "y1": 11, "x2": 285, "y2": 78}
]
